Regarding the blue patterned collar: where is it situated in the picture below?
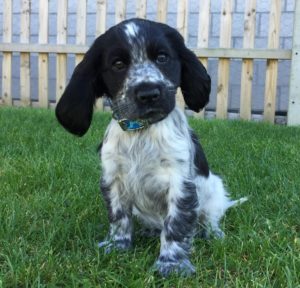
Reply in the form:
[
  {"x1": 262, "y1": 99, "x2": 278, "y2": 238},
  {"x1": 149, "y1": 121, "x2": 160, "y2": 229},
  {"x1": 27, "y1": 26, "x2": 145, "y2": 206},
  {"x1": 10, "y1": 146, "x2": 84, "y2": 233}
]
[{"x1": 112, "y1": 112, "x2": 149, "y2": 131}]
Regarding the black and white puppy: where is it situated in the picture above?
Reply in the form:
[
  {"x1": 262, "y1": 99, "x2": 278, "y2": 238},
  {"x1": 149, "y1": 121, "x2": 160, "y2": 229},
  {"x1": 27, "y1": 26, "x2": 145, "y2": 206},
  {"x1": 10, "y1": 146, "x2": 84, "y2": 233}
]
[{"x1": 55, "y1": 18, "x2": 246, "y2": 277}]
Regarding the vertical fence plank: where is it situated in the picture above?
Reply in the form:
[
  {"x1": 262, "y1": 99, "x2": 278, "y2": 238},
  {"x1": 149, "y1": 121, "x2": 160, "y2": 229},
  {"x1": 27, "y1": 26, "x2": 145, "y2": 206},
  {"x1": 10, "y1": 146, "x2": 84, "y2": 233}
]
[
  {"x1": 196, "y1": 0, "x2": 210, "y2": 118},
  {"x1": 240, "y1": 0, "x2": 256, "y2": 120},
  {"x1": 157, "y1": 0, "x2": 168, "y2": 23},
  {"x1": 75, "y1": 0, "x2": 87, "y2": 65},
  {"x1": 288, "y1": 0, "x2": 300, "y2": 125},
  {"x1": 176, "y1": 0, "x2": 188, "y2": 110},
  {"x1": 216, "y1": 0, "x2": 233, "y2": 119},
  {"x1": 56, "y1": 0, "x2": 68, "y2": 102},
  {"x1": 115, "y1": 0, "x2": 126, "y2": 24},
  {"x1": 136, "y1": 0, "x2": 147, "y2": 19},
  {"x1": 20, "y1": 0, "x2": 31, "y2": 106},
  {"x1": 38, "y1": 0, "x2": 49, "y2": 108},
  {"x1": 96, "y1": 0, "x2": 107, "y2": 37},
  {"x1": 2, "y1": 0, "x2": 12, "y2": 105},
  {"x1": 263, "y1": 0, "x2": 281, "y2": 123}
]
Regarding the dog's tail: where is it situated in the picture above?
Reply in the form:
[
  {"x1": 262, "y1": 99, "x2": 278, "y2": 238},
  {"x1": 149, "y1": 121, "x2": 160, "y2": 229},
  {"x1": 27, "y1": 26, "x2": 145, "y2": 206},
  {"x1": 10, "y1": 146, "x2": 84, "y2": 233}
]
[{"x1": 226, "y1": 197, "x2": 248, "y2": 210}]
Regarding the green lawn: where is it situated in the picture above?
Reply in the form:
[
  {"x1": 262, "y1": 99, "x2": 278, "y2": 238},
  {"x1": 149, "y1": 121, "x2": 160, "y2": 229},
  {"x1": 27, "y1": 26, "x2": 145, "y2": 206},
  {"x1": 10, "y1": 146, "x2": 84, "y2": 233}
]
[{"x1": 0, "y1": 107, "x2": 299, "y2": 287}]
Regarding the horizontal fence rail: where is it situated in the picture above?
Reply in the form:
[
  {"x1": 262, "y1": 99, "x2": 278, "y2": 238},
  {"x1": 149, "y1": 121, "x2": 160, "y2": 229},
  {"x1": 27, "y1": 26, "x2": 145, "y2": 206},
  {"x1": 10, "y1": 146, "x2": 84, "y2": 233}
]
[
  {"x1": 0, "y1": 44, "x2": 293, "y2": 60},
  {"x1": 0, "y1": 0, "x2": 299, "y2": 125}
]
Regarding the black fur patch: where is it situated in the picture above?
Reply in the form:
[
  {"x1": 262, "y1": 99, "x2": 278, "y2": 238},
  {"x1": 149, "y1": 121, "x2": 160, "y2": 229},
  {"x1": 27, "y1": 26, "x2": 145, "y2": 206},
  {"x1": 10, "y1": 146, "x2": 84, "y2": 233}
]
[
  {"x1": 164, "y1": 181, "x2": 198, "y2": 242},
  {"x1": 100, "y1": 179, "x2": 126, "y2": 223},
  {"x1": 190, "y1": 130, "x2": 209, "y2": 177}
]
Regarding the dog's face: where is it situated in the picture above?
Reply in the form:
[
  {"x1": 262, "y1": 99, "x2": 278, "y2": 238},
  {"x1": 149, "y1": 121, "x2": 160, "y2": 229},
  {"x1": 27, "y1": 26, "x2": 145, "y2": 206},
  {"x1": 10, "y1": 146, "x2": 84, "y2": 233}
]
[
  {"x1": 56, "y1": 19, "x2": 211, "y2": 136},
  {"x1": 101, "y1": 20, "x2": 181, "y2": 122}
]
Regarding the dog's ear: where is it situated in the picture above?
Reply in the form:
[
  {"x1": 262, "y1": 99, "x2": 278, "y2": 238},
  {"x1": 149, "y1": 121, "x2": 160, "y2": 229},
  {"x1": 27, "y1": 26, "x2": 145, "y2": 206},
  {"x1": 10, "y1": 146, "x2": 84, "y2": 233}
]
[
  {"x1": 55, "y1": 35, "x2": 106, "y2": 136},
  {"x1": 165, "y1": 27, "x2": 211, "y2": 112}
]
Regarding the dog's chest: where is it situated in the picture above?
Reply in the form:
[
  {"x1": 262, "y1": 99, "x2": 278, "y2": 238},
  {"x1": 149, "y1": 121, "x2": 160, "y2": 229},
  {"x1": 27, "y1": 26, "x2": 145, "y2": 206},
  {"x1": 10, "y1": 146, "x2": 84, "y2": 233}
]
[{"x1": 101, "y1": 119, "x2": 190, "y2": 225}]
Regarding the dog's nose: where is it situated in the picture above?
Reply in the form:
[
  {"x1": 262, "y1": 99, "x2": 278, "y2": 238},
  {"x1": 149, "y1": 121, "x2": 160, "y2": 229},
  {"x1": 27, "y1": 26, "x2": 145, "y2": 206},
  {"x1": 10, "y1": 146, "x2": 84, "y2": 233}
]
[{"x1": 136, "y1": 88, "x2": 160, "y2": 103}]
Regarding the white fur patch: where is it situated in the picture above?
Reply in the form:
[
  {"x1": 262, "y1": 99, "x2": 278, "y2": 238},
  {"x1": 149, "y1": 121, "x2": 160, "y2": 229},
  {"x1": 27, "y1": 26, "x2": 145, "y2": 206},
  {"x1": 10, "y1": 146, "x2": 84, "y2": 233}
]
[{"x1": 124, "y1": 22, "x2": 140, "y2": 40}]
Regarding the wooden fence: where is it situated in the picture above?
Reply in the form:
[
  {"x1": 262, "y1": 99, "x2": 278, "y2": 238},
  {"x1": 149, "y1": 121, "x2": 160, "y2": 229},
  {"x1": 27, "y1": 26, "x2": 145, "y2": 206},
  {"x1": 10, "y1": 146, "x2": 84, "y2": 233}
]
[{"x1": 0, "y1": 0, "x2": 299, "y2": 125}]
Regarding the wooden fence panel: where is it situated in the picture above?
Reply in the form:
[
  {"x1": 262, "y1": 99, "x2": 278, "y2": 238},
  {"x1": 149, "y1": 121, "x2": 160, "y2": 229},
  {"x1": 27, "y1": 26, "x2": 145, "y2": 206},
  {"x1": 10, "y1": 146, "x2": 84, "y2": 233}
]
[
  {"x1": 20, "y1": 0, "x2": 31, "y2": 107},
  {"x1": 240, "y1": 0, "x2": 256, "y2": 120},
  {"x1": 2, "y1": 0, "x2": 12, "y2": 105},
  {"x1": 263, "y1": 0, "x2": 281, "y2": 123},
  {"x1": 216, "y1": 0, "x2": 233, "y2": 119},
  {"x1": 38, "y1": 0, "x2": 49, "y2": 108},
  {"x1": 196, "y1": 0, "x2": 210, "y2": 119},
  {"x1": 0, "y1": 0, "x2": 297, "y2": 125},
  {"x1": 56, "y1": 0, "x2": 68, "y2": 102}
]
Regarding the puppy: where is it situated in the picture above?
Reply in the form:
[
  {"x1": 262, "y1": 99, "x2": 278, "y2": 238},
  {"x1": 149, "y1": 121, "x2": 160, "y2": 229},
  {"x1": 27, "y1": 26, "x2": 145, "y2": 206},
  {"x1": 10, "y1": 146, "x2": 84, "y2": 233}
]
[{"x1": 55, "y1": 18, "x2": 247, "y2": 277}]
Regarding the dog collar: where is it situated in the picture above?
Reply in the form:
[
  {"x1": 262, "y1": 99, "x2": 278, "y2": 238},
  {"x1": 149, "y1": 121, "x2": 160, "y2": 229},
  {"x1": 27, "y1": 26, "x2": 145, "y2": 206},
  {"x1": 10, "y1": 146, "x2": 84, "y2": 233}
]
[
  {"x1": 112, "y1": 112, "x2": 149, "y2": 131},
  {"x1": 108, "y1": 98, "x2": 166, "y2": 132}
]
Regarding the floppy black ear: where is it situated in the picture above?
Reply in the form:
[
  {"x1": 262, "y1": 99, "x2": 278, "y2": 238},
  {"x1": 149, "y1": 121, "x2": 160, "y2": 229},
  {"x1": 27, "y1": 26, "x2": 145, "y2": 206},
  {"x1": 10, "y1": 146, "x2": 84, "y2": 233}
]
[
  {"x1": 55, "y1": 36, "x2": 106, "y2": 136},
  {"x1": 179, "y1": 47, "x2": 211, "y2": 112},
  {"x1": 164, "y1": 27, "x2": 211, "y2": 112}
]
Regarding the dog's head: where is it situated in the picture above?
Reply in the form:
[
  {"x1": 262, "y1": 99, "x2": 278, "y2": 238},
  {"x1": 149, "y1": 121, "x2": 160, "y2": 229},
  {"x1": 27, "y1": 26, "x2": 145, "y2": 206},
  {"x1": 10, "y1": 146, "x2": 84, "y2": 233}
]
[{"x1": 56, "y1": 18, "x2": 211, "y2": 136}]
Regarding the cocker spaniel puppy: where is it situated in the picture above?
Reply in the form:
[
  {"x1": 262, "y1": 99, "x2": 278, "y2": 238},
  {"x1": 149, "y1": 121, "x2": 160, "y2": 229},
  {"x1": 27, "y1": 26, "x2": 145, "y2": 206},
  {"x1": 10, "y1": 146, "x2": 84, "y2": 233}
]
[{"x1": 55, "y1": 18, "x2": 247, "y2": 277}]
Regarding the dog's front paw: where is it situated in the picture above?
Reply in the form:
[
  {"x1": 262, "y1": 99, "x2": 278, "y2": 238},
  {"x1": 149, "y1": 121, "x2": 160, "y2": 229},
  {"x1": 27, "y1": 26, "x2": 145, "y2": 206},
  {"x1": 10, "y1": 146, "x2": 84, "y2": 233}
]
[
  {"x1": 98, "y1": 238, "x2": 132, "y2": 254},
  {"x1": 153, "y1": 258, "x2": 196, "y2": 277}
]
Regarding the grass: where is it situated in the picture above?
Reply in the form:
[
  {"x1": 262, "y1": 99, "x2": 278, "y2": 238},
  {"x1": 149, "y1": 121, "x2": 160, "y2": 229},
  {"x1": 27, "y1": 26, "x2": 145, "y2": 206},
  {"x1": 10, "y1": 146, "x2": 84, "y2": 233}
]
[{"x1": 0, "y1": 107, "x2": 299, "y2": 287}]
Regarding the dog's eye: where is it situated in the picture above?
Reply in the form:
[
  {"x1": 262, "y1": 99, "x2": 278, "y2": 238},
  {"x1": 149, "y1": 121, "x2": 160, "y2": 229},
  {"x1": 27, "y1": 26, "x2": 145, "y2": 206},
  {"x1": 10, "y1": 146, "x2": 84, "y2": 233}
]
[
  {"x1": 112, "y1": 60, "x2": 127, "y2": 71},
  {"x1": 156, "y1": 53, "x2": 169, "y2": 64}
]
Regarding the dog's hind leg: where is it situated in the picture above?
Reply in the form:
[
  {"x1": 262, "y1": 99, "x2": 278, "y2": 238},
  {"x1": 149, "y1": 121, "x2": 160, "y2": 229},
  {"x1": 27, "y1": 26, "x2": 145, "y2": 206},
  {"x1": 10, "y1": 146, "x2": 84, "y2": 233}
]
[{"x1": 154, "y1": 181, "x2": 199, "y2": 277}]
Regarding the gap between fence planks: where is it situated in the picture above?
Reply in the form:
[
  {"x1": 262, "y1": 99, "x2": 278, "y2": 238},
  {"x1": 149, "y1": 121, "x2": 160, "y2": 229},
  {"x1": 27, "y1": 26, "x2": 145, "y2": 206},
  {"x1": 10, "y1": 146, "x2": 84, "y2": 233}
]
[
  {"x1": 216, "y1": 0, "x2": 233, "y2": 120},
  {"x1": 263, "y1": 0, "x2": 281, "y2": 123},
  {"x1": 240, "y1": 0, "x2": 256, "y2": 120},
  {"x1": 38, "y1": 0, "x2": 49, "y2": 108}
]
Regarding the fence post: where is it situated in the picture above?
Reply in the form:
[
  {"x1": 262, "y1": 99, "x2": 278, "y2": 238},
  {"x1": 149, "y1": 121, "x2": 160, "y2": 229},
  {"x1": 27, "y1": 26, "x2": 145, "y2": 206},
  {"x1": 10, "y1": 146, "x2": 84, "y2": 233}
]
[
  {"x1": 20, "y1": 0, "x2": 31, "y2": 107},
  {"x1": 38, "y1": 0, "x2": 49, "y2": 108},
  {"x1": 176, "y1": 0, "x2": 188, "y2": 111},
  {"x1": 195, "y1": 0, "x2": 210, "y2": 119},
  {"x1": 216, "y1": 0, "x2": 233, "y2": 119},
  {"x1": 287, "y1": 0, "x2": 300, "y2": 126},
  {"x1": 136, "y1": 0, "x2": 147, "y2": 19},
  {"x1": 2, "y1": 0, "x2": 12, "y2": 105},
  {"x1": 240, "y1": 0, "x2": 256, "y2": 120},
  {"x1": 56, "y1": 0, "x2": 68, "y2": 102},
  {"x1": 263, "y1": 0, "x2": 281, "y2": 123}
]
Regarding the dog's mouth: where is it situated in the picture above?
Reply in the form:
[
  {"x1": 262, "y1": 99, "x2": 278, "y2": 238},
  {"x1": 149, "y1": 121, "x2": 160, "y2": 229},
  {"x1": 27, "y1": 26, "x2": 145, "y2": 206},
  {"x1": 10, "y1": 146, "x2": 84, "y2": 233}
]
[
  {"x1": 109, "y1": 99, "x2": 168, "y2": 131},
  {"x1": 140, "y1": 108, "x2": 166, "y2": 120}
]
